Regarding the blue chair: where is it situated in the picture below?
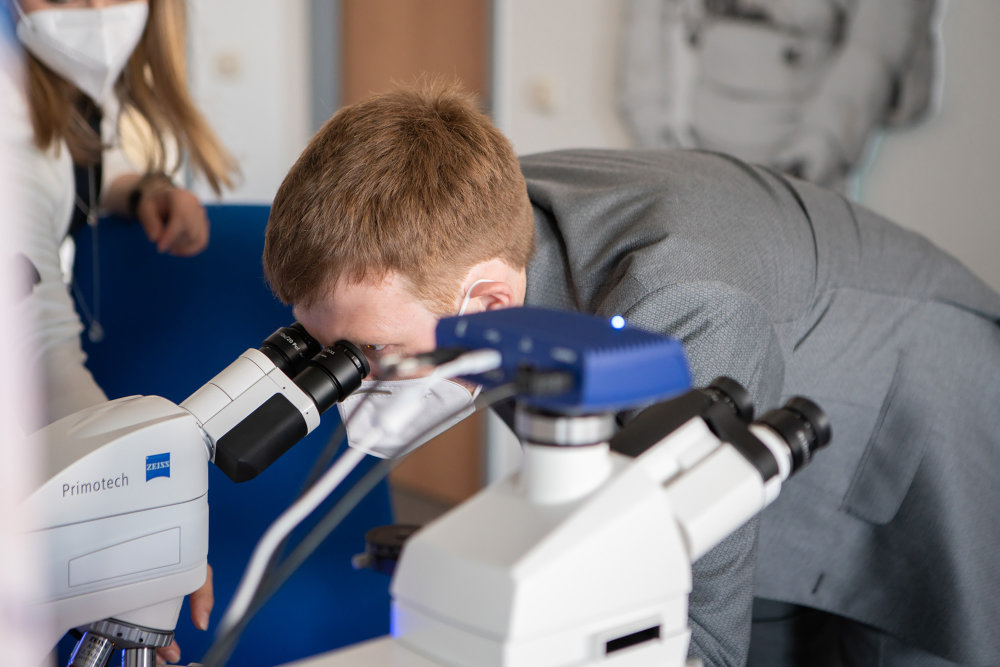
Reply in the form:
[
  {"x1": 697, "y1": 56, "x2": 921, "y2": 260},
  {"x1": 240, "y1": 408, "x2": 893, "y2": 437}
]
[{"x1": 69, "y1": 205, "x2": 393, "y2": 666}]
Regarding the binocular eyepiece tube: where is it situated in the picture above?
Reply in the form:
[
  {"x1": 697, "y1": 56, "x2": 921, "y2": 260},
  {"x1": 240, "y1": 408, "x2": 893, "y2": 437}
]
[
  {"x1": 258, "y1": 323, "x2": 370, "y2": 408},
  {"x1": 610, "y1": 377, "x2": 831, "y2": 486},
  {"x1": 259, "y1": 323, "x2": 370, "y2": 411},
  {"x1": 292, "y1": 341, "x2": 369, "y2": 413},
  {"x1": 207, "y1": 324, "x2": 370, "y2": 483},
  {"x1": 697, "y1": 377, "x2": 832, "y2": 483}
]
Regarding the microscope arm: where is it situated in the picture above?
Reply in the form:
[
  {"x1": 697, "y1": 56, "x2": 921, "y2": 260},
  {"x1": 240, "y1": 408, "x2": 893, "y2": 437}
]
[{"x1": 23, "y1": 395, "x2": 212, "y2": 664}]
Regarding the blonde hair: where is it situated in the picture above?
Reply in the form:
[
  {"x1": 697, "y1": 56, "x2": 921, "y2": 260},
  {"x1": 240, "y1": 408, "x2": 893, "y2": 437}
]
[
  {"x1": 264, "y1": 79, "x2": 535, "y2": 313},
  {"x1": 24, "y1": 0, "x2": 238, "y2": 194}
]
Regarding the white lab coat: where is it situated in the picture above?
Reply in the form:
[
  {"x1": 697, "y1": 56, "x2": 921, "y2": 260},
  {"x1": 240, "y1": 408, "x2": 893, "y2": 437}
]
[{"x1": 1, "y1": 60, "x2": 136, "y2": 431}]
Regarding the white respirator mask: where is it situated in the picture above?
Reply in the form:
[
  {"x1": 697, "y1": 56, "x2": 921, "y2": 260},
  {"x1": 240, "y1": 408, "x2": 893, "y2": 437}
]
[
  {"x1": 337, "y1": 280, "x2": 495, "y2": 459},
  {"x1": 15, "y1": 1, "x2": 149, "y2": 105}
]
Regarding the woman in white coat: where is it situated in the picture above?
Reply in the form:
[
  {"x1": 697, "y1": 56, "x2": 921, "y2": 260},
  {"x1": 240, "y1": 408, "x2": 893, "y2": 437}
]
[
  {"x1": 2, "y1": 1, "x2": 237, "y2": 662},
  {"x1": 4, "y1": 0, "x2": 238, "y2": 431}
]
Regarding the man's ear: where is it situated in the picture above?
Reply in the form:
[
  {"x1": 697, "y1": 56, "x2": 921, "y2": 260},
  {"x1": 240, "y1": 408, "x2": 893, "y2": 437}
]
[{"x1": 467, "y1": 279, "x2": 516, "y2": 312}]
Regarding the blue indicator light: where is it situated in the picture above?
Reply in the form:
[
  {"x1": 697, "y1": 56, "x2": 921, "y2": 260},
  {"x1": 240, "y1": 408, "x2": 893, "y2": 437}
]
[{"x1": 610, "y1": 315, "x2": 626, "y2": 329}]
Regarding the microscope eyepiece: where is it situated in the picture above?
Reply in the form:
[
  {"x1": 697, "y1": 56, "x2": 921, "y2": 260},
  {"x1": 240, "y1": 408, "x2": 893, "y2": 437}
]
[
  {"x1": 701, "y1": 376, "x2": 754, "y2": 422},
  {"x1": 259, "y1": 323, "x2": 323, "y2": 375},
  {"x1": 757, "y1": 397, "x2": 832, "y2": 472},
  {"x1": 212, "y1": 333, "x2": 369, "y2": 483},
  {"x1": 293, "y1": 340, "x2": 370, "y2": 414}
]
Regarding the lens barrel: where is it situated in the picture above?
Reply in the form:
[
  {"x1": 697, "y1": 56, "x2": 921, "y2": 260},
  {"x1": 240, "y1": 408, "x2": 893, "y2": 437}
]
[
  {"x1": 213, "y1": 337, "x2": 368, "y2": 483},
  {"x1": 757, "y1": 397, "x2": 832, "y2": 473},
  {"x1": 259, "y1": 323, "x2": 323, "y2": 375},
  {"x1": 293, "y1": 340, "x2": 370, "y2": 413}
]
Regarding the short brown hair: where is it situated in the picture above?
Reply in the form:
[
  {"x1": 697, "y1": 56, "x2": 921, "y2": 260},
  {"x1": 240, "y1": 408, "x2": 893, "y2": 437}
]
[{"x1": 263, "y1": 79, "x2": 535, "y2": 313}]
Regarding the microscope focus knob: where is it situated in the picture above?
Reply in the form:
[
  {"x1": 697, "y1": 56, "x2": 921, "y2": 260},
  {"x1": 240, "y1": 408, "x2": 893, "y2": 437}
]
[{"x1": 352, "y1": 524, "x2": 421, "y2": 576}]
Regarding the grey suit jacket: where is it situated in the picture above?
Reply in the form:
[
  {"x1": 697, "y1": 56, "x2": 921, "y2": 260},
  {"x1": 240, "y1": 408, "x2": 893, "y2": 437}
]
[{"x1": 520, "y1": 148, "x2": 1000, "y2": 666}]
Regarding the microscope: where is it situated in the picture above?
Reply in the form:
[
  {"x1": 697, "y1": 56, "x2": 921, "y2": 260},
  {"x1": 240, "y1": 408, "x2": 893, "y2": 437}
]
[
  {"x1": 22, "y1": 324, "x2": 370, "y2": 667},
  {"x1": 296, "y1": 307, "x2": 831, "y2": 667},
  {"x1": 24, "y1": 307, "x2": 829, "y2": 667}
]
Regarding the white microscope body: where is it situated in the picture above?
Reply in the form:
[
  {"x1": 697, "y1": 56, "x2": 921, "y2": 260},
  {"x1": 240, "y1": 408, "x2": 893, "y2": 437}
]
[
  {"x1": 22, "y1": 327, "x2": 368, "y2": 666},
  {"x1": 299, "y1": 400, "x2": 818, "y2": 667},
  {"x1": 21, "y1": 307, "x2": 824, "y2": 667},
  {"x1": 24, "y1": 395, "x2": 211, "y2": 664},
  {"x1": 290, "y1": 307, "x2": 830, "y2": 667},
  {"x1": 389, "y1": 417, "x2": 786, "y2": 666}
]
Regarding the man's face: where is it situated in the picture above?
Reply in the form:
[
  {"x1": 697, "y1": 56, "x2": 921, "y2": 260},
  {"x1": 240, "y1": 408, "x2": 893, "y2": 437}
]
[{"x1": 293, "y1": 272, "x2": 441, "y2": 377}]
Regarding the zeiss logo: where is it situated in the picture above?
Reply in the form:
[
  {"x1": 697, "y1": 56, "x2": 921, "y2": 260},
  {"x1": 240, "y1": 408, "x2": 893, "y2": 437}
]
[{"x1": 146, "y1": 453, "x2": 171, "y2": 482}]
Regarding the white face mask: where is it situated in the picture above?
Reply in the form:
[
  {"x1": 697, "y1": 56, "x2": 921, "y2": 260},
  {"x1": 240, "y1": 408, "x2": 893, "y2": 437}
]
[
  {"x1": 15, "y1": 1, "x2": 149, "y2": 105},
  {"x1": 338, "y1": 377, "x2": 481, "y2": 459},
  {"x1": 337, "y1": 279, "x2": 496, "y2": 459}
]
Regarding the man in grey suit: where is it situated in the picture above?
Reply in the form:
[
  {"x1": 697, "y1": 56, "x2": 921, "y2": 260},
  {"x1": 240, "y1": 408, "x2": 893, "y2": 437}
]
[{"x1": 263, "y1": 82, "x2": 1000, "y2": 666}]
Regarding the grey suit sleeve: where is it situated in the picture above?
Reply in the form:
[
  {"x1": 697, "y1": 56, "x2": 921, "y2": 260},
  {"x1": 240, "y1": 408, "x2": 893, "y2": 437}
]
[{"x1": 610, "y1": 281, "x2": 786, "y2": 667}]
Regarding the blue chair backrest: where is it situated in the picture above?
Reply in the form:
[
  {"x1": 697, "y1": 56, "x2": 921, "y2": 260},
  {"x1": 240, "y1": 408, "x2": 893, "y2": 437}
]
[{"x1": 71, "y1": 204, "x2": 392, "y2": 666}]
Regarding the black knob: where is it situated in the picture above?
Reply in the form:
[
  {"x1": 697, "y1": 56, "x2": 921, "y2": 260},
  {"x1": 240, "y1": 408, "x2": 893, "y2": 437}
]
[{"x1": 356, "y1": 525, "x2": 421, "y2": 576}]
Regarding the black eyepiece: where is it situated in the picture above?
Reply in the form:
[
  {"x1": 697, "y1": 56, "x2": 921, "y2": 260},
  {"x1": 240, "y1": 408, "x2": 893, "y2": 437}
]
[
  {"x1": 213, "y1": 338, "x2": 368, "y2": 483},
  {"x1": 293, "y1": 340, "x2": 370, "y2": 413},
  {"x1": 701, "y1": 376, "x2": 754, "y2": 422},
  {"x1": 260, "y1": 323, "x2": 323, "y2": 375},
  {"x1": 757, "y1": 397, "x2": 832, "y2": 472}
]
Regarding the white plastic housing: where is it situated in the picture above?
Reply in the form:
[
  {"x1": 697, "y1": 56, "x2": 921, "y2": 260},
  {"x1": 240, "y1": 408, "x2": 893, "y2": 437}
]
[
  {"x1": 23, "y1": 396, "x2": 210, "y2": 661},
  {"x1": 288, "y1": 416, "x2": 779, "y2": 667},
  {"x1": 181, "y1": 348, "x2": 321, "y2": 458}
]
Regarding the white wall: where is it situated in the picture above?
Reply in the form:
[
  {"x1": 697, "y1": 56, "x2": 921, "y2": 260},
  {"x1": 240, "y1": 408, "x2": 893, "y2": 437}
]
[
  {"x1": 495, "y1": 0, "x2": 631, "y2": 155},
  {"x1": 187, "y1": 0, "x2": 312, "y2": 204},
  {"x1": 860, "y1": 1, "x2": 1000, "y2": 292},
  {"x1": 497, "y1": 1, "x2": 1000, "y2": 293}
]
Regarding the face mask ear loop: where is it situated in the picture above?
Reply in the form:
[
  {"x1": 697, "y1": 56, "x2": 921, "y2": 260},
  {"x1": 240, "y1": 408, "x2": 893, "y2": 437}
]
[
  {"x1": 458, "y1": 278, "x2": 498, "y2": 316},
  {"x1": 11, "y1": 0, "x2": 28, "y2": 25}
]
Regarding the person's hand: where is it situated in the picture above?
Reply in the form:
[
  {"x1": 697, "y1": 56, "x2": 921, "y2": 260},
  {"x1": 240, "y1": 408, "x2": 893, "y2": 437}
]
[
  {"x1": 156, "y1": 564, "x2": 214, "y2": 665},
  {"x1": 134, "y1": 181, "x2": 211, "y2": 257}
]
